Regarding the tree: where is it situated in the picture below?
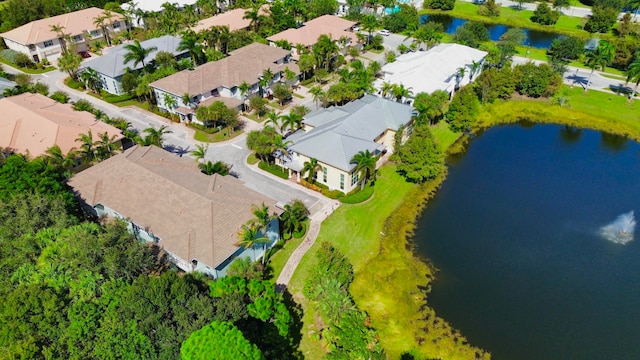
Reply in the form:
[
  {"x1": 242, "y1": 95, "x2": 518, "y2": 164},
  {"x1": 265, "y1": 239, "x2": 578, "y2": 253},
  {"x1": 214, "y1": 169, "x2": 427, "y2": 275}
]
[
  {"x1": 407, "y1": 22, "x2": 444, "y2": 51},
  {"x1": 43, "y1": 145, "x2": 77, "y2": 170},
  {"x1": 239, "y1": 81, "x2": 251, "y2": 108},
  {"x1": 50, "y1": 24, "x2": 69, "y2": 54},
  {"x1": 473, "y1": 66, "x2": 515, "y2": 103},
  {"x1": 412, "y1": 90, "x2": 449, "y2": 125},
  {"x1": 479, "y1": 0, "x2": 501, "y2": 16},
  {"x1": 514, "y1": 62, "x2": 562, "y2": 97},
  {"x1": 199, "y1": 160, "x2": 231, "y2": 175},
  {"x1": 236, "y1": 223, "x2": 270, "y2": 261},
  {"x1": 249, "y1": 96, "x2": 268, "y2": 117},
  {"x1": 75, "y1": 130, "x2": 97, "y2": 163},
  {"x1": 531, "y1": 2, "x2": 560, "y2": 25},
  {"x1": 272, "y1": 83, "x2": 292, "y2": 105},
  {"x1": 93, "y1": 13, "x2": 111, "y2": 46},
  {"x1": 58, "y1": 52, "x2": 83, "y2": 80},
  {"x1": 298, "y1": 54, "x2": 315, "y2": 80},
  {"x1": 95, "y1": 132, "x2": 118, "y2": 160},
  {"x1": 424, "y1": 0, "x2": 455, "y2": 10},
  {"x1": 313, "y1": 34, "x2": 340, "y2": 70},
  {"x1": 140, "y1": 125, "x2": 172, "y2": 147},
  {"x1": 553, "y1": 0, "x2": 571, "y2": 10},
  {"x1": 279, "y1": 112, "x2": 303, "y2": 132},
  {"x1": 244, "y1": 4, "x2": 267, "y2": 33},
  {"x1": 391, "y1": 83, "x2": 413, "y2": 102},
  {"x1": 309, "y1": 86, "x2": 325, "y2": 109},
  {"x1": 190, "y1": 143, "x2": 208, "y2": 163},
  {"x1": 585, "y1": 0, "x2": 623, "y2": 33},
  {"x1": 178, "y1": 33, "x2": 203, "y2": 66},
  {"x1": 350, "y1": 149, "x2": 377, "y2": 189},
  {"x1": 394, "y1": 124, "x2": 445, "y2": 183},
  {"x1": 123, "y1": 40, "x2": 157, "y2": 70},
  {"x1": 80, "y1": 68, "x2": 101, "y2": 93},
  {"x1": 446, "y1": 86, "x2": 480, "y2": 132},
  {"x1": 548, "y1": 36, "x2": 585, "y2": 62},
  {"x1": 302, "y1": 158, "x2": 322, "y2": 183},
  {"x1": 246, "y1": 127, "x2": 280, "y2": 163},
  {"x1": 584, "y1": 40, "x2": 615, "y2": 91},
  {"x1": 625, "y1": 55, "x2": 640, "y2": 101},
  {"x1": 454, "y1": 21, "x2": 489, "y2": 48},
  {"x1": 280, "y1": 203, "x2": 300, "y2": 238},
  {"x1": 264, "y1": 111, "x2": 282, "y2": 133}
]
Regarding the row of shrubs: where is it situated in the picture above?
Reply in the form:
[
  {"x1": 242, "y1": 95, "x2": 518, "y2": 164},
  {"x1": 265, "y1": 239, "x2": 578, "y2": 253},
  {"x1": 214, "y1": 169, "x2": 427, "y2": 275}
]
[{"x1": 299, "y1": 178, "x2": 372, "y2": 203}]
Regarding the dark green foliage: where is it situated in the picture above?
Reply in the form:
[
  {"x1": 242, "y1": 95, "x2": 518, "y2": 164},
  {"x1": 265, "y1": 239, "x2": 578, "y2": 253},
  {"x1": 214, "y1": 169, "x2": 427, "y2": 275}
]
[
  {"x1": 446, "y1": 86, "x2": 480, "y2": 132},
  {"x1": 584, "y1": 0, "x2": 624, "y2": 32},
  {"x1": 424, "y1": 0, "x2": 456, "y2": 10},
  {"x1": 273, "y1": 83, "x2": 292, "y2": 105},
  {"x1": 309, "y1": 0, "x2": 339, "y2": 18},
  {"x1": 249, "y1": 96, "x2": 268, "y2": 117},
  {"x1": 181, "y1": 321, "x2": 264, "y2": 360},
  {"x1": 531, "y1": 2, "x2": 559, "y2": 25},
  {"x1": 0, "y1": 0, "x2": 117, "y2": 32},
  {"x1": 412, "y1": 90, "x2": 449, "y2": 125},
  {"x1": 50, "y1": 91, "x2": 70, "y2": 104},
  {"x1": 548, "y1": 36, "x2": 586, "y2": 61},
  {"x1": 72, "y1": 99, "x2": 95, "y2": 113},
  {"x1": 478, "y1": 0, "x2": 501, "y2": 17},
  {"x1": 611, "y1": 37, "x2": 640, "y2": 70},
  {"x1": 514, "y1": 62, "x2": 563, "y2": 97},
  {"x1": 382, "y1": 4, "x2": 419, "y2": 33},
  {"x1": 394, "y1": 124, "x2": 445, "y2": 183},
  {"x1": 474, "y1": 67, "x2": 516, "y2": 103},
  {"x1": 454, "y1": 21, "x2": 490, "y2": 48}
]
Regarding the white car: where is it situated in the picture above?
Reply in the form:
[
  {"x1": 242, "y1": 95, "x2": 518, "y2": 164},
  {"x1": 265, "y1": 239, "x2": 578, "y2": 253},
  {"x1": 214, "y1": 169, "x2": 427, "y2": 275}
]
[
  {"x1": 352, "y1": 25, "x2": 360, "y2": 32},
  {"x1": 378, "y1": 29, "x2": 390, "y2": 36}
]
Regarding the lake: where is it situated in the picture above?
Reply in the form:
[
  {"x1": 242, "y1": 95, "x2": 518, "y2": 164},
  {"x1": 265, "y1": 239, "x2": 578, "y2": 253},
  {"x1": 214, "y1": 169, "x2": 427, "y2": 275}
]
[
  {"x1": 420, "y1": 14, "x2": 560, "y2": 48},
  {"x1": 413, "y1": 124, "x2": 640, "y2": 359}
]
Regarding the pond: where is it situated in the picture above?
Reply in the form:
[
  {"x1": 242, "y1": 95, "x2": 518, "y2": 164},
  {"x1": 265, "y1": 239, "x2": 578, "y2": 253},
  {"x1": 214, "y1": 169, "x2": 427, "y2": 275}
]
[
  {"x1": 420, "y1": 14, "x2": 561, "y2": 48},
  {"x1": 413, "y1": 123, "x2": 640, "y2": 359}
]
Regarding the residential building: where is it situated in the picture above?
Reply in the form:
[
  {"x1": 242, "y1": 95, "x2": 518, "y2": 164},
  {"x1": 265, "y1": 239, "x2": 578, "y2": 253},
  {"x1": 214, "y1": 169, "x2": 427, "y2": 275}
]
[
  {"x1": 80, "y1": 35, "x2": 189, "y2": 95},
  {"x1": 0, "y1": 7, "x2": 127, "y2": 63},
  {"x1": 68, "y1": 145, "x2": 280, "y2": 278},
  {"x1": 0, "y1": 78, "x2": 18, "y2": 98},
  {"x1": 191, "y1": 7, "x2": 269, "y2": 33},
  {"x1": 150, "y1": 43, "x2": 299, "y2": 125},
  {"x1": 378, "y1": 43, "x2": 488, "y2": 99},
  {"x1": 267, "y1": 15, "x2": 358, "y2": 58},
  {"x1": 0, "y1": 92, "x2": 123, "y2": 159},
  {"x1": 277, "y1": 95, "x2": 414, "y2": 194},
  {"x1": 122, "y1": 0, "x2": 198, "y2": 28}
]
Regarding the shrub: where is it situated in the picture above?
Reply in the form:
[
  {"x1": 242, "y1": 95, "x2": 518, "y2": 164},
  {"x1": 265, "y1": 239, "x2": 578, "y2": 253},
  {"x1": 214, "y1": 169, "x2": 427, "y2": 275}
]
[
  {"x1": 454, "y1": 21, "x2": 489, "y2": 48},
  {"x1": 446, "y1": 86, "x2": 480, "y2": 132},
  {"x1": 65, "y1": 77, "x2": 84, "y2": 90},
  {"x1": 513, "y1": 62, "x2": 562, "y2": 97},
  {"x1": 548, "y1": 36, "x2": 585, "y2": 62},
  {"x1": 72, "y1": 99, "x2": 95, "y2": 112},
  {"x1": 424, "y1": 0, "x2": 455, "y2": 10},
  {"x1": 474, "y1": 67, "x2": 516, "y2": 103},
  {"x1": 14, "y1": 53, "x2": 34, "y2": 68},
  {"x1": 478, "y1": 0, "x2": 501, "y2": 17},
  {"x1": 531, "y1": 3, "x2": 559, "y2": 25},
  {"x1": 0, "y1": 49, "x2": 19, "y2": 64},
  {"x1": 32, "y1": 82, "x2": 49, "y2": 96}
]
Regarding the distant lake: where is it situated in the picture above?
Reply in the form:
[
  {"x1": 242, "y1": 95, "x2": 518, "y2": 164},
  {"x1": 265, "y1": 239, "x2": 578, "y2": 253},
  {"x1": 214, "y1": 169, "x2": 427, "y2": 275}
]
[
  {"x1": 413, "y1": 124, "x2": 640, "y2": 359},
  {"x1": 420, "y1": 14, "x2": 560, "y2": 48}
]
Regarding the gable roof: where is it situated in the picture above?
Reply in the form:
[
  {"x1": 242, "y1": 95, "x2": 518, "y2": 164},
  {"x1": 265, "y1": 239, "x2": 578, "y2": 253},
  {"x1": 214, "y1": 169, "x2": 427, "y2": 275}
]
[
  {"x1": 68, "y1": 145, "x2": 277, "y2": 269},
  {"x1": 267, "y1": 15, "x2": 357, "y2": 47},
  {"x1": 191, "y1": 7, "x2": 269, "y2": 33},
  {"x1": 0, "y1": 93, "x2": 123, "y2": 157},
  {"x1": 80, "y1": 35, "x2": 187, "y2": 78},
  {"x1": 381, "y1": 43, "x2": 488, "y2": 94},
  {"x1": 288, "y1": 95, "x2": 413, "y2": 171},
  {"x1": 0, "y1": 7, "x2": 124, "y2": 45},
  {"x1": 150, "y1": 42, "x2": 298, "y2": 96}
]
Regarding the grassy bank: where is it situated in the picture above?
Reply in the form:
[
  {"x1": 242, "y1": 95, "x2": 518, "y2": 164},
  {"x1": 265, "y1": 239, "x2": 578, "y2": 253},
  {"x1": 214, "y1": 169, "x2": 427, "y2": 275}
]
[{"x1": 420, "y1": 1, "x2": 596, "y2": 39}]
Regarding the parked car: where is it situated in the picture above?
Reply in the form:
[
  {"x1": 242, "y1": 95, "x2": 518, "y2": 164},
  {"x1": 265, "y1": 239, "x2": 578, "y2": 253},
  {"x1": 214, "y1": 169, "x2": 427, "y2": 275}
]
[
  {"x1": 353, "y1": 25, "x2": 360, "y2": 32},
  {"x1": 378, "y1": 29, "x2": 390, "y2": 36},
  {"x1": 78, "y1": 51, "x2": 91, "y2": 59}
]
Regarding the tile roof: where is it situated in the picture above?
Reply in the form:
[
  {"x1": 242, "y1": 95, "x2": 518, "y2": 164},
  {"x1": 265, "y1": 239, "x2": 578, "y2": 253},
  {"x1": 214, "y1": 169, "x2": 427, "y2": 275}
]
[
  {"x1": 68, "y1": 145, "x2": 277, "y2": 269},
  {"x1": 289, "y1": 95, "x2": 413, "y2": 171},
  {"x1": 191, "y1": 7, "x2": 269, "y2": 33},
  {"x1": 380, "y1": 43, "x2": 488, "y2": 94},
  {"x1": 0, "y1": 93, "x2": 123, "y2": 157},
  {"x1": 1, "y1": 7, "x2": 124, "y2": 45},
  {"x1": 267, "y1": 15, "x2": 357, "y2": 47},
  {"x1": 150, "y1": 42, "x2": 298, "y2": 96},
  {"x1": 80, "y1": 35, "x2": 187, "y2": 78}
]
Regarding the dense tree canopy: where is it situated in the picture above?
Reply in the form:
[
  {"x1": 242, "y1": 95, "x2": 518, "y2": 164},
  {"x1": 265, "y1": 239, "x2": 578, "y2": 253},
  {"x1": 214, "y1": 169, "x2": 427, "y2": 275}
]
[{"x1": 394, "y1": 124, "x2": 445, "y2": 183}]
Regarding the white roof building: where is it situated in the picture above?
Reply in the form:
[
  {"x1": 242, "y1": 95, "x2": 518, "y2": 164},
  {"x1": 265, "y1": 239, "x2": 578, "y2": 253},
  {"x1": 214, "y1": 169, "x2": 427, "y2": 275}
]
[{"x1": 379, "y1": 43, "x2": 488, "y2": 96}]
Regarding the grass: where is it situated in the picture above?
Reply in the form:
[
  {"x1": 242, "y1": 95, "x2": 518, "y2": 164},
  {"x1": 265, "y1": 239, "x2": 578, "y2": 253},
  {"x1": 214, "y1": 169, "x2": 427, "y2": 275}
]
[
  {"x1": 258, "y1": 161, "x2": 289, "y2": 179},
  {"x1": 267, "y1": 220, "x2": 310, "y2": 282},
  {"x1": 193, "y1": 127, "x2": 242, "y2": 142},
  {"x1": 430, "y1": 120, "x2": 460, "y2": 150},
  {"x1": 247, "y1": 152, "x2": 259, "y2": 165},
  {"x1": 512, "y1": 46, "x2": 626, "y2": 76},
  {"x1": 340, "y1": 184, "x2": 374, "y2": 204},
  {"x1": 245, "y1": 112, "x2": 267, "y2": 123},
  {"x1": 293, "y1": 92, "x2": 305, "y2": 99},
  {"x1": 0, "y1": 57, "x2": 56, "y2": 74},
  {"x1": 421, "y1": 1, "x2": 597, "y2": 39}
]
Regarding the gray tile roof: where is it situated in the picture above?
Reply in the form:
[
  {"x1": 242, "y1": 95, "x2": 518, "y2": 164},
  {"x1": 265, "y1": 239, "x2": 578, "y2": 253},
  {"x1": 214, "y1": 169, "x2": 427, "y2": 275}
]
[
  {"x1": 289, "y1": 95, "x2": 413, "y2": 172},
  {"x1": 80, "y1": 35, "x2": 187, "y2": 78}
]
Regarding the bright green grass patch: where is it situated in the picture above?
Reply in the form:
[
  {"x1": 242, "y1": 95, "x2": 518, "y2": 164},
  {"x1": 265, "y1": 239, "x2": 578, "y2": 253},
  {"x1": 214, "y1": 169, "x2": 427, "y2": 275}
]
[
  {"x1": 293, "y1": 92, "x2": 305, "y2": 99},
  {"x1": 340, "y1": 184, "x2": 374, "y2": 204},
  {"x1": 258, "y1": 161, "x2": 289, "y2": 179},
  {"x1": 421, "y1": 1, "x2": 596, "y2": 39},
  {"x1": 569, "y1": 0, "x2": 591, "y2": 8},
  {"x1": 193, "y1": 127, "x2": 242, "y2": 142},
  {"x1": 430, "y1": 120, "x2": 460, "y2": 149},
  {"x1": 246, "y1": 152, "x2": 259, "y2": 165},
  {"x1": 267, "y1": 220, "x2": 310, "y2": 282}
]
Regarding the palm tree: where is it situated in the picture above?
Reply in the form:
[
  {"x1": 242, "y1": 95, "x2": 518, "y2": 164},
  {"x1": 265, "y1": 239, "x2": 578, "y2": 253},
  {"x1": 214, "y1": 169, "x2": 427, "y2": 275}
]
[
  {"x1": 75, "y1": 130, "x2": 97, "y2": 163},
  {"x1": 280, "y1": 203, "x2": 300, "y2": 239},
  {"x1": 80, "y1": 68, "x2": 101, "y2": 93},
  {"x1": 177, "y1": 33, "x2": 203, "y2": 66},
  {"x1": 350, "y1": 149, "x2": 377, "y2": 189},
  {"x1": 93, "y1": 14, "x2": 110, "y2": 46},
  {"x1": 199, "y1": 160, "x2": 231, "y2": 175},
  {"x1": 123, "y1": 40, "x2": 158, "y2": 70},
  {"x1": 309, "y1": 86, "x2": 324, "y2": 110},
  {"x1": 251, "y1": 202, "x2": 273, "y2": 233},
  {"x1": 584, "y1": 40, "x2": 615, "y2": 92},
  {"x1": 44, "y1": 145, "x2": 77, "y2": 169},
  {"x1": 58, "y1": 52, "x2": 83, "y2": 80},
  {"x1": 361, "y1": 14, "x2": 377, "y2": 46},
  {"x1": 238, "y1": 81, "x2": 251, "y2": 111},
  {"x1": 625, "y1": 56, "x2": 640, "y2": 102},
  {"x1": 236, "y1": 222, "x2": 269, "y2": 261},
  {"x1": 243, "y1": 4, "x2": 266, "y2": 33},
  {"x1": 142, "y1": 125, "x2": 172, "y2": 147},
  {"x1": 302, "y1": 158, "x2": 322, "y2": 183},
  {"x1": 264, "y1": 111, "x2": 282, "y2": 133},
  {"x1": 380, "y1": 81, "x2": 394, "y2": 98},
  {"x1": 190, "y1": 143, "x2": 209, "y2": 162},
  {"x1": 313, "y1": 34, "x2": 339, "y2": 71},
  {"x1": 455, "y1": 67, "x2": 466, "y2": 89},
  {"x1": 50, "y1": 24, "x2": 68, "y2": 54},
  {"x1": 391, "y1": 83, "x2": 413, "y2": 103},
  {"x1": 279, "y1": 112, "x2": 303, "y2": 133},
  {"x1": 468, "y1": 60, "x2": 482, "y2": 81},
  {"x1": 162, "y1": 93, "x2": 177, "y2": 111},
  {"x1": 95, "y1": 132, "x2": 118, "y2": 160}
]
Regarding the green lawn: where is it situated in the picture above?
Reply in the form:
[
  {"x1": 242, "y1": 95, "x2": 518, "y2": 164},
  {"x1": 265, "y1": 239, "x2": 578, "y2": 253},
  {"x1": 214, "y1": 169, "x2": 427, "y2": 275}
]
[
  {"x1": 421, "y1": 1, "x2": 596, "y2": 39},
  {"x1": 267, "y1": 220, "x2": 310, "y2": 281},
  {"x1": 193, "y1": 127, "x2": 242, "y2": 142},
  {"x1": 0, "y1": 57, "x2": 56, "y2": 74},
  {"x1": 515, "y1": 46, "x2": 626, "y2": 76}
]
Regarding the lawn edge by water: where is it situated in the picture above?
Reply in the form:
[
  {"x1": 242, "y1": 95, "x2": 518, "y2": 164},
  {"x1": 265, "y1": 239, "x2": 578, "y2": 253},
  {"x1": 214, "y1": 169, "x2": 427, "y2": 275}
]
[{"x1": 289, "y1": 88, "x2": 640, "y2": 359}]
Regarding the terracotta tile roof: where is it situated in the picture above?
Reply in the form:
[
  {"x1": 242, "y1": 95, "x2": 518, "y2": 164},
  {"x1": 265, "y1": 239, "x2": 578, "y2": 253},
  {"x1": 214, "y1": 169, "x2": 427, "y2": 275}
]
[
  {"x1": 150, "y1": 43, "x2": 299, "y2": 97},
  {"x1": 267, "y1": 15, "x2": 357, "y2": 47},
  {"x1": 0, "y1": 7, "x2": 124, "y2": 45},
  {"x1": 68, "y1": 145, "x2": 277, "y2": 269},
  {"x1": 0, "y1": 93, "x2": 123, "y2": 157},
  {"x1": 191, "y1": 7, "x2": 269, "y2": 33}
]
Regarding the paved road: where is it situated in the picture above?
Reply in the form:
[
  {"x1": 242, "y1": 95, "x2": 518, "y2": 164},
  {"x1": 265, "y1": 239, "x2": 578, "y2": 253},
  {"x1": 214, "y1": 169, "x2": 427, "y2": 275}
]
[{"x1": 8, "y1": 66, "x2": 328, "y2": 215}]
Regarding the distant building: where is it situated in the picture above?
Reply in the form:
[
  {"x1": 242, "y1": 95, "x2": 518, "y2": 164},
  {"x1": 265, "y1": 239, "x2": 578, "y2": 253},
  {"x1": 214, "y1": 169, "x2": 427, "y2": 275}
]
[
  {"x1": 378, "y1": 43, "x2": 488, "y2": 99},
  {"x1": 150, "y1": 43, "x2": 299, "y2": 125},
  {"x1": 277, "y1": 95, "x2": 414, "y2": 194},
  {"x1": 0, "y1": 93, "x2": 123, "y2": 160},
  {"x1": 68, "y1": 145, "x2": 280, "y2": 278},
  {"x1": 0, "y1": 7, "x2": 127, "y2": 63},
  {"x1": 80, "y1": 35, "x2": 189, "y2": 95}
]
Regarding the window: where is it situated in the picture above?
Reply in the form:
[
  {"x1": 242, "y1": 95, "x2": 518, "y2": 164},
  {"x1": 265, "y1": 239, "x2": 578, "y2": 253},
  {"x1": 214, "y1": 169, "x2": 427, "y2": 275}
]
[
  {"x1": 351, "y1": 172, "x2": 359, "y2": 186},
  {"x1": 112, "y1": 21, "x2": 121, "y2": 29},
  {"x1": 72, "y1": 35, "x2": 83, "y2": 42},
  {"x1": 340, "y1": 174, "x2": 344, "y2": 190},
  {"x1": 43, "y1": 40, "x2": 54, "y2": 48},
  {"x1": 90, "y1": 30, "x2": 100, "y2": 38},
  {"x1": 28, "y1": 44, "x2": 36, "y2": 51},
  {"x1": 323, "y1": 167, "x2": 327, "y2": 182}
]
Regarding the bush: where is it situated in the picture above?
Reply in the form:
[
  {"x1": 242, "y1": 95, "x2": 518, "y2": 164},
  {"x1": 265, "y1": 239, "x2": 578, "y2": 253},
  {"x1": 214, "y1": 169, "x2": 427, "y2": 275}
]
[
  {"x1": 14, "y1": 53, "x2": 34, "y2": 68},
  {"x1": 474, "y1": 67, "x2": 515, "y2": 103},
  {"x1": 100, "y1": 90, "x2": 135, "y2": 104},
  {"x1": 548, "y1": 36, "x2": 585, "y2": 61},
  {"x1": 513, "y1": 62, "x2": 562, "y2": 97},
  {"x1": 478, "y1": 0, "x2": 501, "y2": 17},
  {"x1": 65, "y1": 77, "x2": 84, "y2": 90},
  {"x1": 584, "y1": 5, "x2": 620, "y2": 32},
  {"x1": 531, "y1": 3, "x2": 559, "y2": 25},
  {"x1": 382, "y1": 4, "x2": 419, "y2": 33},
  {"x1": 72, "y1": 99, "x2": 95, "y2": 112},
  {"x1": 0, "y1": 49, "x2": 19, "y2": 64},
  {"x1": 446, "y1": 86, "x2": 480, "y2": 132},
  {"x1": 454, "y1": 21, "x2": 489, "y2": 48},
  {"x1": 424, "y1": 0, "x2": 455, "y2": 10},
  {"x1": 32, "y1": 82, "x2": 48, "y2": 96}
]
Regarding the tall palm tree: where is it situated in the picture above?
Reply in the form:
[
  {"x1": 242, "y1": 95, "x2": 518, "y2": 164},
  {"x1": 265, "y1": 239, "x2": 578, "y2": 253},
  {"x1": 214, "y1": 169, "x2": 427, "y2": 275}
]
[
  {"x1": 93, "y1": 14, "x2": 111, "y2": 46},
  {"x1": 309, "y1": 86, "x2": 324, "y2": 110},
  {"x1": 44, "y1": 145, "x2": 77, "y2": 169},
  {"x1": 350, "y1": 149, "x2": 377, "y2": 189},
  {"x1": 264, "y1": 111, "x2": 282, "y2": 133},
  {"x1": 391, "y1": 83, "x2": 413, "y2": 103},
  {"x1": 142, "y1": 125, "x2": 172, "y2": 147},
  {"x1": 177, "y1": 33, "x2": 203, "y2": 66},
  {"x1": 380, "y1": 81, "x2": 394, "y2": 98},
  {"x1": 191, "y1": 143, "x2": 209, "y2": 162},
  {"x1": 123, "y1": 40, "x2": 157, "y2": 70},
  {"x1": 361, "y1": 14, "x2": 378, "y2": 46},
  {"x1": 243, "y1": 4, "x2": 266, "y2": 33},
  {"x1": 313, "y1": 34, "x2": 339, "y2": 71},
  {"x1": 238, "y1": 81, "x2": 251, "y2": 111},
  {"x1": 302, "y1": 157, "x2": 322, "y2": 183},
  {"x1": 50, "y1": 24, "x2": 68, "y2": 54},
  {"x1": 280, "y1": 203, "x2": 299, "y2": 239},
  {"x1": 468, "y1": 60, "x2": 482, "y2": 81},
  {"x1": 95, "y1": 132, "x2": 118, "y2": 160},
  {"x1": 584, "y1": 40, "x2": 615, "y2": 92},
  {"x1": 625, "y1": 56, "x2": 640, "y2": 102},
  {"x1": 75, "y1": 130, "x2": 97, "y2": 163},
  {"x1": 279, "y1": 112, "x2": 303, "y2": 132},
  {"x1": 236, "y1": 222, "x2": 270, "y2": 263},
  {"x1": 251, "y1": 202, "x2": 273, "y2": 234},
  {"x1": 80, "y1": 68, "x2": 101, "y2": 93}
]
